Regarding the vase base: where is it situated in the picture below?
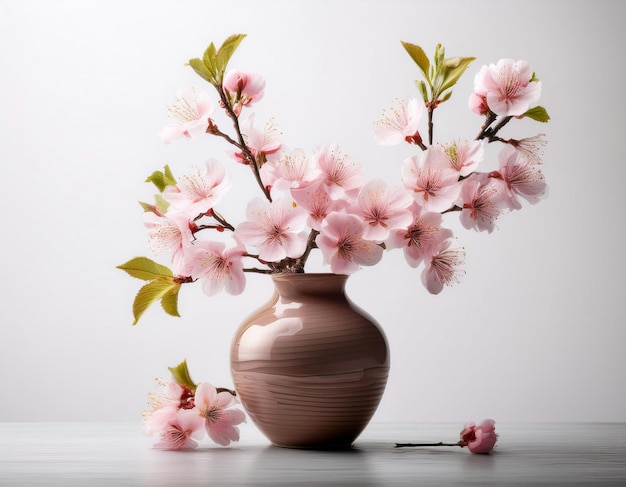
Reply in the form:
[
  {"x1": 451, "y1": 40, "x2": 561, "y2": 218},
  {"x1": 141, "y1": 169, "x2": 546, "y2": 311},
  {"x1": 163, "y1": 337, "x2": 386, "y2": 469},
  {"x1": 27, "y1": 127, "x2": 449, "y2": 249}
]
[{"x1": 269, "y1": 442, "x2": 355, "y2": 451}]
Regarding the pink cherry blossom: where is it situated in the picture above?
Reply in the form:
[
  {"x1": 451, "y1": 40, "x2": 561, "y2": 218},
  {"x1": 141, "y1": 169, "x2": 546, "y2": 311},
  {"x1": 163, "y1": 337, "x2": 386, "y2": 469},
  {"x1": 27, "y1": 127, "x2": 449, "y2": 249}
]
[
  {"x1": 508, "y1": 133, "x2": 547, "y2": 164},
  {"x1": 468, "y1": 91, "x2": 490, "y2": 116},
  {"x1": 181, "y1": 239, "x2": 246, "y2": 296},
  {"x1": 311, "y1": 144, "x2": 364, "y2": 198},
  {"x1": 193, "y1": 383, "x2": 246, "y2": 447},
  {"x1": 353, "y1": 180, "x2": 413, "y2": 241},
  {"x1": 261, "y1": 148, "x2": 321, "y2": 191},
  {"x1": 235, "y1": 197, "x2": 308, "y2": 262},
  {"x1": 458, "y1": 174, "x2": 504, "y2": 233},
  {"x1": 153, "y1": 408, "x2": 205, "y2": 450},
  {"x1": 144, "y1": 209, "x2": 194, "y2": 272},
  {"x1": 490, "y1": 144, "x2": 547, "y2": 210},
  {"x1": 148, "y1": 380, "x2": 195, "y2": 412},
  {"x1": 460, "y1": 419, "x2": 498, "y2": 454},
  {"x1": 402, "y1": 146, "x2": 462, "y2": 212},
  {"x1": 374, "y1": 98, "x2": 423, "y2": 145},
  {"x1": 164, "y1": 160, "x2": 231, "y2": 219},
  {"x1": 387, "y1": 203, "x2": 453, "y2": 268},
  {"x1": 223, "y1": 70, "x2": 265, "y2": 112},
  {"x1": 473, "y1": 59, "x2": 542, "y2": 117},
  {"x1": 316, "y1": 211, "x2": 383, "y2": 274},
  {"x1": 440, "y1": 139, "x2": 484, "y2": 177},
  {"x1": 290, "y1": 180, "x2": 346, "y2": 231},
  {"x1": 421, "y1": 238, "x2": 465, "y2": 294},
  {"x1": 143, "y1": 380, "x2": 195, "y2": 436},
  {"x1": 160, "y1": 87, "x2": 214, "y2": 144},
  {"x1": 233, "y1": 114, "x2": 282, "y2": 165}
]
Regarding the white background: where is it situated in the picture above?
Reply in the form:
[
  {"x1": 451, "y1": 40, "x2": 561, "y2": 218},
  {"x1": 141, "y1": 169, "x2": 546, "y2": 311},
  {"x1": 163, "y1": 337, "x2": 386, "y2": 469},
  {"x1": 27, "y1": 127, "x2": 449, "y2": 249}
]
[{"x1": 1, "y1": 0, "x2": 624, "y2": 425}]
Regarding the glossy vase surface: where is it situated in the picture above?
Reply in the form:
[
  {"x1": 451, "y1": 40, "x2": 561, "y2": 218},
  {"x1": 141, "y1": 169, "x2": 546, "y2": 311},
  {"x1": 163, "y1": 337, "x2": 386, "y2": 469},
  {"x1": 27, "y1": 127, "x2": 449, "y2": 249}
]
[{"x1": 230, "y1": 273, "x2": 390, "y2": 449}]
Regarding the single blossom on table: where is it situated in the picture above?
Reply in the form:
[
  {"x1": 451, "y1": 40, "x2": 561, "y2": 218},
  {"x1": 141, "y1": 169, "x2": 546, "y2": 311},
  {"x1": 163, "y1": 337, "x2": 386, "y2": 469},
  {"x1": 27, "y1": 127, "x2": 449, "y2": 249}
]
[
  {"x1": 194, "y1": 383, "x2": 247, "y2": 447},
  {"x1": 153, "y1": 408, "x2": 206, "y2": 451},
  {"x1": 459, "y1": 419, "x2": 498, "y2": 454},
  {"x1": 396, "y1": 419, "x2": 498, "y2": 454},
  {"x1": 143, "y1": 362, "x2": 245, "y2": 450}
]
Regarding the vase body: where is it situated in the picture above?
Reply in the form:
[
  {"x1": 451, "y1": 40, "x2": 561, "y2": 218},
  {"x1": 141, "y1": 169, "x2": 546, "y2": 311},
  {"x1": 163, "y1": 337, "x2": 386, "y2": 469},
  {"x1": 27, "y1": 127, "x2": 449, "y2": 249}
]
[{"x1": 230, "y1": 273, "x2": 390, "y2": 449}]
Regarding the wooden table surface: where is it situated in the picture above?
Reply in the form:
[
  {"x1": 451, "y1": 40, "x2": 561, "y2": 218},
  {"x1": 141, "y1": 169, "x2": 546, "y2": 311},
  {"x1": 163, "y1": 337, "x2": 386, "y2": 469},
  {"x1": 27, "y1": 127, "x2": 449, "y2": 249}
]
[{"x1": 1, "y1": 422, "x2": 625, "y2": 486}]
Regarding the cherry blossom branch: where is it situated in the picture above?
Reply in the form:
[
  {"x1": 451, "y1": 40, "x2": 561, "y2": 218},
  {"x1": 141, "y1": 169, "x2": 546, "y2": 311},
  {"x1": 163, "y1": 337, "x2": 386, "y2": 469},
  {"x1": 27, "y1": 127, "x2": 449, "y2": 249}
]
[
  {"x1": 442, "y1": 205, "x2": 462, "y2": 214},
  {"x1": 193, "y1": 224, "x2": 225, "y2": 232},
  {"x1": 427, "y1": 104, "x2": 436, "y2": 145},
  {"x1": 211, "y1": 209, "x2": 235, "y2": 231},
  {"x1": 214, "y1": 85, "x2": 273, "y2": 203},
  {"x1": 294, "y1": 229, "x2": 320, "y2": 272},
  {"x1": 192, "y1": 209, "x2": 235, "y2": 233},
  {"x1": 215, "y1": 387, "x2": 237, "y2": 396},
  {"x1": 207, "y1": 122, "x2": 244, "y2": 149},
  {"x1": 242, "y1": 267, "x2": 273, "y2": 274},
  {"x1": 475, "y1": 111, "x2": 497, "y2": 140},
  {"x1": 396, "y1": 441, "x2": 462, "y2": 448},
  {"x1": 477, "y1": 114, "x2": 513, "y2": 142}
]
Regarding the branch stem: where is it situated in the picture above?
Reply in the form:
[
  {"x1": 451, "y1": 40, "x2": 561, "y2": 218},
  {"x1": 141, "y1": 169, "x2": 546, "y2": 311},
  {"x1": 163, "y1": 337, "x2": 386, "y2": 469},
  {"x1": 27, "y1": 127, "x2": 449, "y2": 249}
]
[
  {"x1": 395, "y1": 441, "x2": 462, "y2": 448},
  {"x1": 215, "y1": 85, "x2": 272, "y2": 202}
]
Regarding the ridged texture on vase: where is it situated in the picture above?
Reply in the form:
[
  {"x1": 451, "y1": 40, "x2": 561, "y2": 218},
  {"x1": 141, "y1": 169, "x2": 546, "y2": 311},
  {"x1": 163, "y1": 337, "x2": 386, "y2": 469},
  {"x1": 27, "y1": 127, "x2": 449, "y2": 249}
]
[{"x1": 230, "y1": 273, "x2": 390, "y2": 448}]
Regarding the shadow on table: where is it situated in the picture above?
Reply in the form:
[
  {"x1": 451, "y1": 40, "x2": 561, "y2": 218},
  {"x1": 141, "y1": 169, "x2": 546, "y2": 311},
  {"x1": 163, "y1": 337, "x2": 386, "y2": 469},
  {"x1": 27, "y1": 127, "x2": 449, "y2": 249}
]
[{"x1": 239, "y1": 444, "x2": 383, "y2": 486}]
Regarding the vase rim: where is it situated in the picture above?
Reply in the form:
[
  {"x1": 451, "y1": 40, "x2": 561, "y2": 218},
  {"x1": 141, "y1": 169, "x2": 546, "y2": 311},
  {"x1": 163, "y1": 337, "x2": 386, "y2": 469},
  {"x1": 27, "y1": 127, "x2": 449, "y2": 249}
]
[{"x1": 271, "y1": 272, "x2": 348, "y2": 282}]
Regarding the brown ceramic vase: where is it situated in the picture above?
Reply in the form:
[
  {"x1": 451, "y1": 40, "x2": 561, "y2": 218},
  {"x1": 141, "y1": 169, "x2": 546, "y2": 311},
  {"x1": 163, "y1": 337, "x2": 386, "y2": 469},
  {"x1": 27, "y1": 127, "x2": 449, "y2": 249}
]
[{"x1": 230, "y1": 273, "x2": 390, "y2": 449}]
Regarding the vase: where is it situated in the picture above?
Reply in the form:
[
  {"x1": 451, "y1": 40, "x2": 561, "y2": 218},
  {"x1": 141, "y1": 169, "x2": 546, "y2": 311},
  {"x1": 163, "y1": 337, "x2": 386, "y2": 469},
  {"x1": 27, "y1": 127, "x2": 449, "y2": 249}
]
[{"x1": 230, "y1": 272, "x2": 390, "y2": 449}]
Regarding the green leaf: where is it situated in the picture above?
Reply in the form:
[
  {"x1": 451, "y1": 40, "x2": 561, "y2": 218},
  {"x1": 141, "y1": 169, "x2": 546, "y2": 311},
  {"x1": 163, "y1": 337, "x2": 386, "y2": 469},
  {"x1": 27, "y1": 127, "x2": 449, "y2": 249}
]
[
  {"x1": 438, "y1": 56, "x2": 476, "y2": 94},
  {"x1": 132, "y1": 278, "x2": 178, "y2": 325},
  {"x1": 401, "y1": 41, "x2": 430, "y2": 82},
  {"x1": 417, "y1": 79, "x2": 429, "y2": 103},
  {"x1": 117, "y1": 257, "x2": 173, "y2": 281},
  {"x1": 161, "y1": 284, "x2": 181, "y2": 318},
  {"x1": 145, "y1": 165, "x2": 176, "y2": 192},
  {"x1": 202, "y1": 42, "x2": 217, "y2": 72},
  {"x1": 138, "y1": 201, "x2": 155, "y2": 213},
  {"x1": 188, "y1": 57, "x2": 216, "y2": 85},
  {"x1": 168, "y1": 359, "x2": 197, "y2": 391},
  {"x1": 153, "y1": 193, "x2": 170, "y2": 214},
  {"x1": 440, "y1": 90, "x2": 453, "y2": 103},
  {"x1": 215, "y1": 33, "x2": 247, "y2": 79},
  {"x1": 523, "y1": 105, "x2": 551, "y2": 123},
  {"x1": 434, "y1": 43, "x2": 445, "y2": 67}
]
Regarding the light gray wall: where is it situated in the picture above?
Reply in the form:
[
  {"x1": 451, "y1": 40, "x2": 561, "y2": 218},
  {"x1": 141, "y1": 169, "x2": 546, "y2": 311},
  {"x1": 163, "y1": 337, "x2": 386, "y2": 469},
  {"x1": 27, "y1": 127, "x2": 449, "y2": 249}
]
[{"x1": 1, "y1": 0, "x2": 624, "y2": 423}]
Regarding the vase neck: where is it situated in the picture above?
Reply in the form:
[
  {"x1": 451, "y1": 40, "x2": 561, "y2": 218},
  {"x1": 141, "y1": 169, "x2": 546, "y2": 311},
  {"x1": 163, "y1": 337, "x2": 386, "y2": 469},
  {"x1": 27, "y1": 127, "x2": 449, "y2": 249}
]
[{"x1": 271, "y1": 273, "x2": 348, "y2": 300}]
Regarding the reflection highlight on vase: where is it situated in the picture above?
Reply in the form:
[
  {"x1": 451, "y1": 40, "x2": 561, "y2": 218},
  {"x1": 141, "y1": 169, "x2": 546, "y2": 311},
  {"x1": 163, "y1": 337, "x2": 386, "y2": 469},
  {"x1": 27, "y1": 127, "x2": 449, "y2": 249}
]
[{"x1": 237, "y1": 317, "x2": 304, "y2": 361}]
